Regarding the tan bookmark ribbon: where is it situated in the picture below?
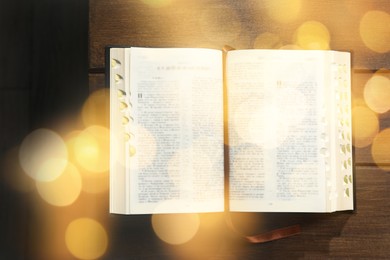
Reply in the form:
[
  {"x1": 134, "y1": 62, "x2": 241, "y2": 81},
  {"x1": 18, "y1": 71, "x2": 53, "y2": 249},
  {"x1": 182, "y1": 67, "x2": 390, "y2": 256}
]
[
  {"x1": 226, "y1": 214, "x2": 301, "y2": 243},
  {"x1": 243, "y1": 224, "x2": 301, "y2": 243}
]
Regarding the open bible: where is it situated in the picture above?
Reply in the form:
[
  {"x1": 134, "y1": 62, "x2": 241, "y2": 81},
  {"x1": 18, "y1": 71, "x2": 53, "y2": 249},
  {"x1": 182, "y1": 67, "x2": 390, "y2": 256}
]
[{"x1": 108, "y1": 47, "x2": 354, "y2": 215}]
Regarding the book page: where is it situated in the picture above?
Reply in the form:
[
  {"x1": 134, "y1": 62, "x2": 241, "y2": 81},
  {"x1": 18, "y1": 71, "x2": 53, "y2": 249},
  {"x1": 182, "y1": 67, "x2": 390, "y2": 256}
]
[
  {"x1": 327, "y1": 51, "x2": 354, "y2": 212},
  {"x1": 226, "y1": 50, "x2": 328, "y2": 212},
  {"x1": 126, "y1": 48, "x2": 224, "y2": 214}
]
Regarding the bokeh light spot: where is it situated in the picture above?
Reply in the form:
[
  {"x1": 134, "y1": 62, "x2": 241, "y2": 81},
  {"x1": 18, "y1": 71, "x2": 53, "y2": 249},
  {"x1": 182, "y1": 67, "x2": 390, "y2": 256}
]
[
  {"x1": 352, "y1": 106, "x2": 379, "y2": 148},
  {"x1": 35, "y1": 162, "x2": 82, "y2": 207},
  {"x1": 264, "y1": 0, "x2": 302, "y2": 23},
  {"x1": 19, "y1": 128, "x2": 68, "y2": 182},
  {"x1": 232, "y1": 88, "x2": 307, "y2": 148},
  {"x1": 363, "y1": 74, "x2": 390, "y2": 114},
  {"x1": 65, "y1": 218, "x2": 108, "y2": 260},
  {"x1": 74, "y1": 125, "x2": 110, "y2": 173},
  {"x1": 371, "y1": 128, "x2": 390, "y2": 171},
  {"x1": 82, "y1": 88, "x2": 110, "y2": 128},
  {"x1": 359, "y1": 10, "x2": 390, "y2": 53},
  {"x1": 293, "y1": 21, "x2": 330, "y2": 50},
  {"x1": 152, "y1": 213, "x2": 200, "y2": 245}
]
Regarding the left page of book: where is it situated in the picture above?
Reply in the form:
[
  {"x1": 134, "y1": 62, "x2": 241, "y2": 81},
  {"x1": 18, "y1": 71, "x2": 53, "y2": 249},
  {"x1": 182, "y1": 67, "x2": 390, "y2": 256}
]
[{"x1": 110, "y1": 47, "x2": 224, "y2": 214}]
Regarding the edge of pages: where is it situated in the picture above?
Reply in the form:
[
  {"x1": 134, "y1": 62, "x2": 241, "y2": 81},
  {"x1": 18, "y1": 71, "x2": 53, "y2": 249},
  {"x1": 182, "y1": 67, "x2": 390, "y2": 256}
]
[{"x1": 108, "y1": 47, "x2": 354, "y2": 215}]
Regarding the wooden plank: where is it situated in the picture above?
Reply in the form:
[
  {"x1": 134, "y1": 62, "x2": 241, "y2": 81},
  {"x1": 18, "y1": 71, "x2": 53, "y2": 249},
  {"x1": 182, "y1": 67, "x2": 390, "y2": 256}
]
[
  {"x1": 89, "y1": 1, "x2": 390, "y2": 258},
  {"x1": 96, "y1": 166, "x2": 390, "y2": 259},
  {"x1": 89, "y1": 0, "x2": 390, "y2": 70},
  {"x1": 89, "y1": 0, "x2": 390, "y2": 166},
  {"x1": 88, "y1": 73, "x2": 107, "y2": 93},
  {"x1": 89, "y1": 67, "x2": 390, "y2": 259}
]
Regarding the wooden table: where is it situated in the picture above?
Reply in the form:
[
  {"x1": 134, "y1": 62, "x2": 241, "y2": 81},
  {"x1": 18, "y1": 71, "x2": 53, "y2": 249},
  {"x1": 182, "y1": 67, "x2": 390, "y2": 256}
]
[{"x1": 88, "y1": 0, "x2": 390, "y2": 259}]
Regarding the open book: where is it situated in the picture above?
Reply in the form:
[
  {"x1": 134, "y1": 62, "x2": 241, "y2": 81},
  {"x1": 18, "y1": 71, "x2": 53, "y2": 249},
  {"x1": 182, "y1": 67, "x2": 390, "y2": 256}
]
[{"x1": 108, "y1": 47, "x2": 354, "y2": 215}]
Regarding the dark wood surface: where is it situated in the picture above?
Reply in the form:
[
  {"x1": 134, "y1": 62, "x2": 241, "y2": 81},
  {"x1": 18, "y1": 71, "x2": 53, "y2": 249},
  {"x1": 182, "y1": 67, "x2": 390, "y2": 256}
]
[
  {"x1": 0, "y1": 0, "x2": 88, "y2": 259},
  {"x1": 89, "y1": 0, "x2": 390, "y2": 259},
  {"x1": 1, "y1": 0, "x2": 390, "y2": 259}
]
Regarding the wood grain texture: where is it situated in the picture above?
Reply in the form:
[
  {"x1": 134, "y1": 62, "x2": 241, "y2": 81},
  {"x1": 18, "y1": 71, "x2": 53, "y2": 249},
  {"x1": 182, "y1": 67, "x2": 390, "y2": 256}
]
[
  {"x1": 89, "y1": 0, "x2": 390, "y2": 165},
  {"x1": 89, "y1": 0, "x2": 390, "y2": 70},
  {"x1": 88, "y1": 1, "x2": 390, "y2": 259},
  {"x1": 93, "y1": 167, "x2": 390, "y2": 259}
]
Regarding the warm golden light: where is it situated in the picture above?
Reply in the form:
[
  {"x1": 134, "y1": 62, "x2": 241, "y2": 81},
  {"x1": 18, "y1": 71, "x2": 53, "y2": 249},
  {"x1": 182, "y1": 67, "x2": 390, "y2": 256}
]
[
  {"x1": 35, "y1": 162, "x2": 82, "y2": 207},
  {"x1": 359, "y1": 10, "x2": 390, "y2": 53},
  {"x1": 199, "y1": 213, "x2": 225, "y2": 230},
  {"x1": 64, "y1": 130, "x2": 82, "y2": 162},
  {"x1": 363, "y1": 74, "x2": 390, "y2": 114},
  {"x1": 264, "y1": 0, "x2": 302, "y2": 23},
  {"x1": 371, "y1": 128, "x2": 390, "y2": 171},
  {"x1": 279, "y1": 44, "x2": 302, "y2": 50},
  {"x1": 232, "y1": 88, "x2": 307, "y2": 148},
  {"x1": 81, "y1": 88, "x2": 110, "y2": 128},
  {"x1": 140, "y1": 0, "x2": 173, "y2": 8},
  {"x1": 253, "y1": 32, "x2": 282, "y2": 49},
  {"x1": 352, "y1": 106, "x2": 379, "y2": 148},
  {"x1": 293, "y1": 21, "x2": 330, "y2": 50},
  {"x1": 199, "y1": 6, "x2": 241, "y2": 45},
  {"x1": 65, "y1": 130, "x2": 109, "y2": 193},
  {"x1": 65, "y1": 218, "x2": 108, "y2": 260},
  {"x1": 19, "y1": 128, "x2": 68, "y2": 182},
  {"x1": 152, "y1": 213, "x2": 200, "y2": 245},
  {"x1": 73, "y1": 125, "x2": 110, "y2": 173}
]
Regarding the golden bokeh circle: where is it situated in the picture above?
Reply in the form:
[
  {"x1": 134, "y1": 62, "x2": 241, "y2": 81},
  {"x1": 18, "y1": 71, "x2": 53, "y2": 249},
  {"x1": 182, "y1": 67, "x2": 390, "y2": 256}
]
[
  {"x1": 73, "y1": 125, "x2": 110, "y2": 173},
  {"x1": 264, "y1": 0, "x2": 302, "y2": 23},
  {"x1": 352, "y1": 106, "x2": 379, "y2": 148},
  {"x1": 19, "y1": 128, "x2": 68, "y2": 182},
  {"x1": 35, "y1": 162, "x2": 82, "y2": 207},
  {"x1": 65, "y1": 218, "x2": 108, "y2": 260},
  {"x1": 363, "y1": 74, "x2": 390, "y2": 114},
  {"x1": 293, "y1": 21, "x2": 330, "y2": 50},
  {"x1": 82, "y1": 88, "x2": 110, "y2": 128},
  {"x1": 371, "y1": 128, "x2": 390, "y2": 171},
  {"x1": 152, "y1": 213, "x2": 200, "y2": 245},
  {"x1": 359, "y1": 10, "x2": 390, "y2": 53}
]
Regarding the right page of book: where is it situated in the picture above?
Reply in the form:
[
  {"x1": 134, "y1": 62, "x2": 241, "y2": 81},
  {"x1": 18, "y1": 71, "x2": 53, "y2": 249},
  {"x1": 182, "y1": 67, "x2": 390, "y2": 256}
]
[{"x1": 226, "y1": 49, "x2": 353, "y2": 213}]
